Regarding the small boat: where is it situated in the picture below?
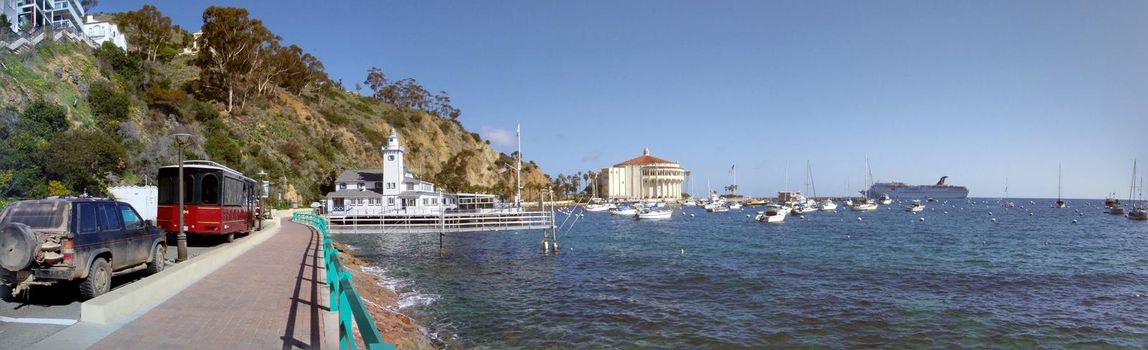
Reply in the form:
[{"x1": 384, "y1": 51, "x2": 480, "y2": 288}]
[
  {"x1": 790, "y1": 203, "x2": 816, "y2": 215},
  {"x1": 744, "y1": 198, "x2": 767, "y2": 206},
  {"x1": 636, "y1": 209, "x2": 672, "y2": 220},
  {"x1": 1002, "y1": 178, "x2": 1014, "y2": 208},
  {"x1": 878, "y1": 194, "x2": 893, "y2": 205},
  {"x1": 609, "y1": 207, "x2": 637, "y2": 216},
  {"x1": 682, "y1": 200, "x2": 698, "y2": 207},
  {"x1": 905, "y1": 200, "x2": 925, "y2": 212},
  {"x1": 850, "y1": 197, "x2": 879, "y2": 211},
  {"x1": 926, "y1": 197, "x2": 937, "y2": 202},
  {"x1": 709, "y1": 205, "x2": 730, "y2": 213},
  {"x1": 1127, "y1": 161, "x2": 1145, "y2": 221},
  {"x1": 1053, "y1": 163, "x2": 1068, "y2": 208},
  {"x1": 817, "y1": 199, "x2": 837, "y2": 211},
  {"x1": 755, "y1": 204, "x2": 789, "y2": 223},
  {"x1": 728, "y1": 202, "x2": 743, "y2": 210},
  {"x1": 584, "y1": 202, "x2": 615, "y2": 212},
  {"x1": 1130, "y1": 207, "x2": 1147, "y2": 221}
]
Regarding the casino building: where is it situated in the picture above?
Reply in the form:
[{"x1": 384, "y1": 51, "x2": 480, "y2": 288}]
[{"x1": 596, "y1": 148, "x2": 687, "y2": 201}]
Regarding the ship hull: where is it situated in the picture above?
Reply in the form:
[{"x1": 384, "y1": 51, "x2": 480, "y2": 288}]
[{"x1": 868, "y1": 184, "x2": 969, "y2": 199}]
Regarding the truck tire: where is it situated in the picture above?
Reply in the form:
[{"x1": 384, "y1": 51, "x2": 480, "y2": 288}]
[
  {"x1": 0, "y1": 223, "x2": 38, "y2": 272},
  {"x1": 146, "y1": 244, "x2": 166, "y2": 275},
  {"x1": 79, "y1": 258, "x2": 111, "y2": 300}
]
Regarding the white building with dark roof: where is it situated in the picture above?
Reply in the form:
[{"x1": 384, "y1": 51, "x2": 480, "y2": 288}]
[
  {"x1": 324, "y1": 131, "x2": 454, "y2": 215},
  {"x1": 596, "y1": 147, "x2": 687, "y2": 201}
]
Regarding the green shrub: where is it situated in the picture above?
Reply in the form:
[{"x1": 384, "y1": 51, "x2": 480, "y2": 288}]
[{"x1": 89, "y1": 81, "x2": 131, "y2": 130}]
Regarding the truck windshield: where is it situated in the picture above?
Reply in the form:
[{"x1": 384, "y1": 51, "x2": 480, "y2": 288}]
[{"x1": 0, "y1": 200, "x2": 69, "y2": 230}]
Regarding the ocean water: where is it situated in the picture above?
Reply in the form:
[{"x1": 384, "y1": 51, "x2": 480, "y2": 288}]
[{"x1": 335, "y1": 199, "x2": 1148, "y2": 349}]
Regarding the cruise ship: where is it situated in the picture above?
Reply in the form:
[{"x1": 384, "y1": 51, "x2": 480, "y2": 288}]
[{"x1": 867, "y1": 176, "x2": 969, "y2": 199}]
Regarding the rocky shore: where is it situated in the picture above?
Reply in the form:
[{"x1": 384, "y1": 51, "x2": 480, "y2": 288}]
[{"x1": 333, "y1": 242, "x2": 437, "y2": 349}]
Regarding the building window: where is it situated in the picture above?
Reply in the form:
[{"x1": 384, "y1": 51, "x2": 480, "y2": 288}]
[
  {"x1": 387, "y1": 198, "x2": 395, "y2": 205},
  {"x1": 386, "y1": 182, "x2": 396, "y2": 189},
  {"x1": 406, "y1": 183, "x2": 414, "y2": 191},
  {"x1": 339, "y1": 183, "x2": 347, "y2": 190},
  {"x1": 358, "y1": 182, "x2": 365, "y2": 189},
  {"x1": 388, "y1": 155, "x2": 395, "y2": 161}
]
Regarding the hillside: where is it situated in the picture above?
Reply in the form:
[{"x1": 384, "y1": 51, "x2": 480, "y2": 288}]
[{"x1": 0, "y1": 36, "x2": 550, "y2": 205}]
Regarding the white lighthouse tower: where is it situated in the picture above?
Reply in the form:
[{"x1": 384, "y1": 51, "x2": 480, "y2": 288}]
[{"x1": 381, "y1": 130, "x2": 404, "y2": 197}]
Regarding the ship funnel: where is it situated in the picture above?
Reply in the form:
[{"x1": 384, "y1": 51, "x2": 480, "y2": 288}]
[{"x1": 936, "y1": 176, "x2": 948, "y2": 186}]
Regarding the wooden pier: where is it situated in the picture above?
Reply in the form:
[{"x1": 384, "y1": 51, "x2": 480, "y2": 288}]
[{"x1": 325, "y1": 209, "x2": 554, "y2": 234}]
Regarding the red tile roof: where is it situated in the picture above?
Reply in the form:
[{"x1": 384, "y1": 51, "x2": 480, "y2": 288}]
[{"x1": 614, "y1": 148, "x2": 677, "y2": 166}]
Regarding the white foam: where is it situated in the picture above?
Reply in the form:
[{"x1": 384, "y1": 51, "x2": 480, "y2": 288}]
[
  {"x1": 361, "y1": 265, "x2": 437, "y2": 310},
  {"x1": 399, "y1": 291, "x2": 440, "y2": 309}
]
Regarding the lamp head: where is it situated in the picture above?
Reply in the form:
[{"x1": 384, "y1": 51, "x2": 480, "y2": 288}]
[{"x1": 170, "y1": 125, "x2": 192, "y2": 143}]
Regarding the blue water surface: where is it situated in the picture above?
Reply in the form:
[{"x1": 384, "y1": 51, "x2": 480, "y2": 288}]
[{"x1": 336, "y1": 199, "x2": 1148, "y2": 349}]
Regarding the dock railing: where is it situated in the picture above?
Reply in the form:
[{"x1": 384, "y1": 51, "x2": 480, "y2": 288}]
[{"x1": 293, "y1": 212, "x2": 396, "y2": 350}]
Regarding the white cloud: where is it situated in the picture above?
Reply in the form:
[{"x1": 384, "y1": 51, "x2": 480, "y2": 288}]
[{"x1": 480, "y1": 126, "x2": 516, "y2": 149}]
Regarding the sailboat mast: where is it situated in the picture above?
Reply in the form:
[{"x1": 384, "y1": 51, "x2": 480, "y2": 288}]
[
  {"x1": 784, "y1": 161, "x2": 789, "y2": 192},
  {"x1": 1130, "y1": 160, "x2": 1138, "y2": 203},
  {"x1": 1058, "y1": 163, "x2": 1063, "y2": 201},
  {"x1": 808, "y1": 161, "x2": 817, "y2": 198}
]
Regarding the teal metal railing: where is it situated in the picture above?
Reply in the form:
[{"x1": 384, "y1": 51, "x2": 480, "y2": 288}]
[{"x1": 293, "y1": 212, "x2": 396, "y2": 350}]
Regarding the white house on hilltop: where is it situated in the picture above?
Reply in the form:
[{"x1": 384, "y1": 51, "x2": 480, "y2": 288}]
[{"x1": 82, "y1": 15, "x2": 125, "y2": 49}]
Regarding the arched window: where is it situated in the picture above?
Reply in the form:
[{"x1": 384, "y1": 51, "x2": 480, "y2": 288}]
[{"x1": 201, "y1": 174, "x2": 220, "y2": 205}]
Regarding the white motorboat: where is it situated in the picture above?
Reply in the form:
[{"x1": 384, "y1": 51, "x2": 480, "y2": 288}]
[
  {"x1": 878, "y1": 194, "x2": 893, "y2": 205},
  {"x1": 683, "y1": 200, "x2": 698, "y2": 206},
  {"x1": 755, "y1": 204, "x2": 789, "y2": 223},
  {"x1": 584, "y1": 203, "x2": 614, "y2": 212},
  {"x1": 709, "y1": 205, "x2": 730, "y2": 213},
  {"x1": 636, "y1": 209, "x2": 673, "y2": 220},
  {"x1": 728, "y1": 202, "x2": 743, "y2": 210},
  {"x1": 790, "y1": 203, "x2": 816, "y2": 215},
  {"x1": 817, "y1": 199, "x2": 837, "y2": 211},
  {"x1": 905, "y1": 200, "x2": 925, "y2": 212}
]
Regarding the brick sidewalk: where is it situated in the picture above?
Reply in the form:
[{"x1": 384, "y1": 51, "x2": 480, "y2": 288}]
[{"x1": 90, "y1": 219, "x2": 326, "y2": 349}]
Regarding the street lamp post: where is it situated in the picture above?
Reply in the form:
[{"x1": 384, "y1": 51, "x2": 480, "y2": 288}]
[{"x1": 170, "y1": 127, "x2": 191, "y2": 262}]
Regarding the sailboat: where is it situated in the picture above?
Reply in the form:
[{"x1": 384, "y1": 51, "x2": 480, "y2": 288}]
[
  {"x1": 1052, "y1": 163, "x2": 1067, "y2": 208},
  {"x1": 791, "y1": 161, "x2": 817, "y2": 213},
  {"x1": 1130, "y1": 169, "x2": 1146, "y2": 221},
  {"x1": 1002, "y1": 177, "x2": 1014, "y2": 208},
  {"x1": 1125, "y1": 160, "x2": 1144, "y2": 220},
  {"x1": 851, "y1": 158, "x2": 879, "y2": 211}
]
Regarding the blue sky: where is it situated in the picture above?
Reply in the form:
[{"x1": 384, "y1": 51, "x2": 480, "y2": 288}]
[{"x1": 99, "y1": 1, "x2": 1148, "y2": 199}]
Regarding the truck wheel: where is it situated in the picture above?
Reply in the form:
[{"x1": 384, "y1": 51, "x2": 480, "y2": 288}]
[
  {"x1": 225, "y1": 233, "x2": 235, "y2": 243},
  {"x1": 146, "y1": 245, "x2": 166, "y2": 274},
  {"x1": 0, "y1": 223, "x2": 38, "y2": 272},
  {"x1": 79, "y1": 258, "x2": 111, "y2": 300}
]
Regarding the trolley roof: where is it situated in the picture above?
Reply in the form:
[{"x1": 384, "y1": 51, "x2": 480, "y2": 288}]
[{"x1": 159, "y1": 160, "x2": 256, "y2": 183}]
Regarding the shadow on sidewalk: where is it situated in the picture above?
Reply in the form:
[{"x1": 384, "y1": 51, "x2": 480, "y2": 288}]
[{"x1": 280, "y1": 225, "x2": 323, "y2": 349}]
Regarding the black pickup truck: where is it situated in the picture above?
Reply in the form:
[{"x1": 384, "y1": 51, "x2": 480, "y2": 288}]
[{"x1": 0, "y1": 198, "x2": 167, "y2": 299}]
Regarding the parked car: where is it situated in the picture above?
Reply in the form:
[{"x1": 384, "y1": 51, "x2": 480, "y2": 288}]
[{"x1": 0, "y1": 198, "x2": 167, "y2": 299}]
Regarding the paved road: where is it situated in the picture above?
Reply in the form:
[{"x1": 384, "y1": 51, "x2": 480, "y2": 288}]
[{"x1": 0, "y1": 221, "x2": 268, "y2": 350}]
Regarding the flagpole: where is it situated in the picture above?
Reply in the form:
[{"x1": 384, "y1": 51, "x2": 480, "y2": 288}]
[{"x1": 515, "y1": 123, "x2": 522, "y2": 209}]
